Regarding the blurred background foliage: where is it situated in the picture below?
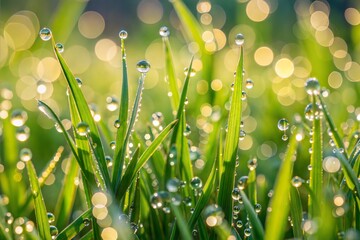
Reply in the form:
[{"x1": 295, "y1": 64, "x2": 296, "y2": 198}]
[{"x1": 1, "y1": 0, "x2": 360, "y2": 219}]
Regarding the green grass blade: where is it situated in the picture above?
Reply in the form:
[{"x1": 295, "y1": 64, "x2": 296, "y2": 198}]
[
  {"x1": 240, "y1": 191, "x2": 264, "y2": 240},
  {"x1": 0, "y1": 222, "x2": 11, "y2": 240},
  {"x1": 289, "y1": 187, "x2": 303, "y2": 239},
  {"x1": 53, "y1": 40, "x2": 110, "y2": 190},
  {"x1": 264, "y1": 132, "x2": 298, "y2": 240},
  {"x1": 308, "y1": 97, "x2": 323, "y2": 218},
  {"x1": 170, "y1": 0, "x2": 204, "y2": 52},
  {"x1": 114, "y1": 74, "x2": 145, "y2": 194},
  {"x1": 26, "y1": 160, "x2": 51, "y2": 240},
  {"x1": 56, "y1": 208, "x2": 92, "y2": 240},
  {"x1": 171, "y1": 205, "x2": 192, "y2": 240},
  {"x1": 55, "y1": 156, "x2": 80, "y2": 230},
  {"x1": 162, "y1": 36, "x2": 179, "y2": 111},
  {"x1": 247, "y1": 164, "x2": 257, "y2": 206},
  {"x1": 188, "y1": 163, "x2": 217, "y2": 229},
  {"x1": 218, "y1": 47, "x2": 244, "y2": 223},
  {"x1": 318, "y1": 95, "x2": 347, "y2": 158},
  {"x1": 334, "y1": 149, "x2": 360, "y2": 199},
  {"x1": 112, "y1": 37, "x2": 129, "y2": 189},
  {"x1": 117, "y1": 120, "x2": 177, "y2": 198}
]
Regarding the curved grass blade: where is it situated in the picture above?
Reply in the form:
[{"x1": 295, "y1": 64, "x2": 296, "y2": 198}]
[
  {"x1": 53, "y1": 39, "x2": 111, "y2": 190},
  {"x1": 162, "y1": 36, "x2": 179, "y2": 111},
  {"x1": 319, "y1": 95, "x2": 347, "y2": 159},
  {"x1": 114, "y1": 74, "x2": 145, "y2": 195},
  {"x1": 55, "y1": 156, "x2": 80, "y2": 230},
  {"x1": 26, "y1": 160, "x2": 51, "y2": 240},
  {"x1": 334, "y1": 149, "x2": 360, "y2": 199},
  {"x1": 117, "y1": 120, "x2": 177, "y2": 199},
  {"x1": 247, "y1": 165, "x2": 257, "y2": 206},
  {"x1": 218, "y1": 47, "x2": 244, "y2": 223},
  {"x1": 56, "y1": 208, "x2": 92, "y2": 240},
  {"x1": 171, "y1": 205, "x2": 192, "y2": 240},
  {"x1": 240, "y1": 190, "x2": 264, "y2": 240},
  {"x1": 289, "y1": 187, "x2": 303, "y2": 239},
  {"x1": 112, "y1": 37, "x2": 129, "y2": 189},
  {"x1": 265, "y1": 132, "x2": 298, "y2": 240}
]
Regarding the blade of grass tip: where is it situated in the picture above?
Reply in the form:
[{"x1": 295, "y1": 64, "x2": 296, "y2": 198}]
[
  {"x1": 26, "y1": 160, "x2": 51, "y2": 240},
  {"x1": 319, "y1": 95, "x2": 347, "y2": 159},
  {"x1": 188, "y1": 163, "x2": 217, "y2": 230},
  {"x1": 289, "y1": 187, "x2": 303, "y2": 239},
  {"x1": 117, "y1": 120, "x2": 177, "y2": 199},
  {"x1": 162, "y1": 35, "x2": 179, "y2": 111},
  {"x1": 171, "y1": 204, "x2": 192, "y2": 240},
  {"x1": 265, "y1": 131, "x2": 298, "y2": 240},
  {"x1": 112, "y1": 36, "x2": 129, "y2": 189},
  {"x1": 55, "y1": 156, "x2": 80, "y2": 230},
  {"x1": 56, "y1": 208, "x2": 92, "y2": 240},
  {"x1": 240, "y1": 191, "x2": 264, "y2": 240},
  {"x1": 349, "y1": 140, "x2": 360, "y2": 167},
  {"x1": 218, "y1": 47, "x2": 244, "y2": 224},
  {"x1": 114, "y1": 73, "x2": 145, "y2": 195},
  {"x1": 53, "y1": 39, "x2": 111, "y2": 190},
  {"x1": 334, "y1": 149, "x2": 360, "y2": 199},
  {"x1": 308, "y1": 96, "x2": 323, "y2": 218}
]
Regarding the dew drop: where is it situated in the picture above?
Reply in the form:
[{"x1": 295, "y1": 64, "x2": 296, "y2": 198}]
[
  {"x1": 282, "y1": 134, "x2": 289, "y2": 141},
  {"x1": 76, "y1": 122, "x2": 89, "y2": 136},
  {"x1": 304, "y1": 103, "x2": 323, "y2": 121},
  {"x1": 83, "y1": 218, "x2": 90, "y2": 227},
  {"x1": 106, "y1": 96, "x2": 119, "y2": 112},
  {"x1": 236, "y1": 220, "x2": 243, "y2": 228},
  {"x1": 136, "y1": 60, "x2": 151, "y2": 73},
  {"x1": 75, "y1": 78, "x2": 83, "y2": 87},
  {"x1": 190, "y1": 177, "x2": 203, "y2": 190},
  {"x1": 151, "y1": 112, "x2": 163, "y2": 127},
  {"x1": 255, "y1": 203, "x2": 262, "y2": 213},
  {"x1": 245, "y1": 79, "x2": 254, "y2": 89},
  {"x1": 16, "y1": 126, "x2": 30, "y2": 142},
  {"x1": 247, "y1": 158, "x2": 257, "y2": 171},
  {"x1": 184, "y1": 67, "x2": 196, "y2": 77},
  {"x1": 184, "y1": 124, "x2": 191, "y2": 136},
  {"x1": 119, "y1": 30, "x2": 128, "y2": 40},
  {"x1": 159, "y1": 26, "x2": 170, "y2": 37},
  {"x1": 233, "y1": 205, "x2": 241, "y2": 214},
  {"x1": 277, "y1": 118, "x2": 289, "y2": 131},
  {"x1": 150, "y1": 191, "x2": 170, "y2": 209},
  {"x1": 235, "y1": 33, "x2": 244, "y2": 46},
  {"x1": 55, "y1": 43, "x2": 64, "y2": 53},
  {"x1": 239, "y1": 130, "x2": 246, "y2": 140},
  {"x1": 39, "y1": 28, "x2": 52, "y2": 41},
  {"x1": 305, "y1": 77, "x2": 320, "y2": 96},
  {"x1": 244, "y1": 228, "x2": 251, "y2": 237},
  {"x1": 130, "y1": 222, "x2": 138, "y2": 234},
  {"x1": 11, "y1": 109, "x2": 28, "y2": 127},
  {"x1": 114, "y1": 119, "x2": 121, "y2": 128},
  {"x1": 20, "y1": 148, "x2": 32, "y2": 162},
  {"x1": 4, "y1": 212, "x2": 14, "y2": 225},
  {"x1": 110, "y1": 141, "x2": 116, "y2": 150},
  {"x1": 49, "y1": 225, "x2": 58, "y2": 239},
  {"x1": 232, "y1": 188, "x2": 241, "y2": 200},
  {"x1": 241, "y1": 91, "x2": 247, "y2": 100},
  {"x1": 237, "y1": 176, "x2": 248, "y2": 190},
  {"x1": 166, "y1": 178, "x2": 181, "y2": 193},
  {"x1": 291, "y1": 176, "x2": 303, "y2": 188},
  {"x1": 47, "y1": 212, "x2": 55, "y2": 224}
]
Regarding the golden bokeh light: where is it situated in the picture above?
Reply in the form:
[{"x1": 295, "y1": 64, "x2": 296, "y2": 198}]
[
  {"x1": 246, "y1": 0, "x2": 270, "y2": 22},
  {"x1": 344, "y1": 8, "x2": 360, "y2": 26},
  {"x1": 137, "y1": 0, "x2": 163, "y2": 24},
  {"x1": 254, "y1": 46, "x2": 274, "y2": 66},
  {"x1": 274, "y1": 58, "x2": 294, "y2": 78},
  {"x1": 78, "y1": 11, "x2": 105, "y2": 39},
  {"x1": 95, "y1": 39, "x2": 118, "y2": 62}
]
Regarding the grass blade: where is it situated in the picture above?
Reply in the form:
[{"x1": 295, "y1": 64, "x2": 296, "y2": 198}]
[
  {"x1": 56, "y1": 208, "x2": 92, "y2": 240},
  {"x1": 114, "y1": 73, "x2": 145, "y2": 194},
  {"x1": 112, "y1": 36, "x2": 129, "y2": 189},
  {"x1": 247, "y1": 162, "x2": 257, "y2": 206},
  {"x1": 240, "y1": 190, "x2": 264, "y2": 240},
  {"x1": 26, "y1": 160, "x2": 51, "y2": 240},
  {"x1": 308, "y1": 98, "x2": 323, "y2": 218},
  {"x1": 264, "y1": 132, "x2": 298, "y2": 240},
  {"x1": 53, "y1": 39, "x2": 111, "y2": 190},
  {"x1": 117, "y1": 120, "x2": 177, "y2": 199},
  {"x1": 218, "y1": 47, "x2": 244, "y2": 223},
  {"x1": 171, "y1": 205, "x2": 192, "y2": 240},
  {"x1": 289, "y1": 187, "x2": 303, "y2": 239},
  {"x1": 55, "y1": 156, "x2": 80, "y2": 230}
]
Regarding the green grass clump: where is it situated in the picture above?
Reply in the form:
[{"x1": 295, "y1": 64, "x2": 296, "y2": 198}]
[{"x1": 0, "y1": 1, "x2": 360, "y2": 240}]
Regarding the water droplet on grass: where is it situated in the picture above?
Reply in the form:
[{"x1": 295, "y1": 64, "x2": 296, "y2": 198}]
[
  {"x1": 247, "y1": 158, "x2": 257, "y2": 170},
  {"x1": 241, "y1": 91, "x2": 247, "y2": 100},
  {"x1": 119, "y1": 30, "x2": 128, "y2": 40},
  {"x1": 166, "y1": 178, "x2": 180, "y2": 192},
  {"x1": 159, "y1": 26, "x2": 170, "y2": 37},
  {"x1": 151, "y1": 112, "x2": 163, "y2": 127},
  {"x1": 16, "y1": 126, "x2": 30, "y2": 142},
  {"x1": 20, "y1": 148, "x2": 32, "y2": 162},
  {"x1": 49, "y1": 225, "x2": 58, "y2": 239},
  {"x1": 277, "y1": 118, "x2": 289, "y2": 131},
  {"x1": 237, "y1": 176, "x2": 248, "y2": 190},
  {"x1": 184, "y1": 67, "x2": 196, "y2": 77},
  {"x1": 244, "y1": 228, "x2": 251, "y2": 237},
  {"x1": 190, "y1": 177, "x2": 202, "y2": 189},
  {"x1": 39, "y1": 28, "x2": 52, "y2": 41},
  {"x1": 232, "y1": 188, "x2": 241, "y2": 200},
  {"x1": 47, "y1": 213, "x2": 55, "y2": 224},
  {"x1": 55, "y1": 43, "x2": 64, "y2": 53},
  {"x1": 255, "y1": 203, "x2": 262, "y2": 213},
  {"x1": 305, "y1": 103, "x2": 323, "y2": 121},
  {"x1": 83, "y1": 218, "x2": 90, "y2": 226},
  {"x1": 236, "y1": 220, "x2": 243, "y2": 228},
  {"x1": 76, "y1": 122, "x2": 90, "y2": 136},
  {"x1": 245, "y1": 79, "x2": 254, "y2": 89},
  {"x1": 305, "y1": 77, "x2": 320, "y2": 96},
  {"x1": 75, "y1": 78, "x2": 83, "y2": 87},
  {"x1": 291, "y1": 176, "x2": 303, "y2": 188},
  {"x1": 5, "y1": 212, "x2": 14, "y2": 225},
  {"x1": 106, "y1": 96, "x2": 119, "y2": 112},
  {"x1": 150, "y1": 191, "x2": 170, "y2": 209},
  {"x1": 136, "y1": 60, "x2": 151, "y2": 73},
  {"x1": 184, "y1": 124, "x2": 191, "y2": 136},
  {"x1": 110, "y1": 141, "x2": 116, "y2": 150},
  {"x1": 11, "y1": 109, "x2": 28, "y2": 127},
  {"x1": 114, "y1": 119, "x2": 121, "y2": 128},
  {"x1": 235, "y1": 33, "x2": 244, "y2": 46}
]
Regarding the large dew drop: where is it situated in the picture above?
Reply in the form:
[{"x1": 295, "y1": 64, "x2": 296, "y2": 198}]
[
  {"x1": 55, "y1": 43, "x2": 64, "y2": 53},
  {"x1": 119, "y1": 30, "x2": 128, "y2": 40},
  {"x1": 76, "y1": 122, "x2": 90, "y2": 136},
  {"x1": 47, "y1": 212, "x2": 55, "y2": 224},
  {"x1": 237, "y1": 176, "x2": 248, "y2": 190},
  {"x1": 159, "y1": 26, "x2": 170, "y2": 37},
  {"x1": 190, "y1": 176, "x2": 203, "y2": 190},
  {"x1": 235, "y1": 33, "x2": 244, "y2": 46},
  {"x1": 277, "y1": 118, "x2": 289, "y2": 131},
  {"x1": 304, "y1": 103, "x2": 323, "y2": 121},
  {"x1": 39, "y1": 28, "x2": 52, "y2": 41},
  {"x1": 20, "y1": 148, "x2": 32, "y2": 162},
  {"x1": 305, "y1": 77, "x2": 320, "y2": 96},
  {"x1": 136, "y1": 60, "x2": 151, "y2": 73},
  {"x1": 49, "y1": 225, "x2": 58, "y2": 239}
]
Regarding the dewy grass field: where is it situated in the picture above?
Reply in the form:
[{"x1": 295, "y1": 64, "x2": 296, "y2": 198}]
[{"x1": 0, "y1": 0, "x2": 360, "y2": 239}]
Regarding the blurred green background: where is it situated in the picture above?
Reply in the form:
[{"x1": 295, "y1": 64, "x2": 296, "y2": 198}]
[{"x1": 1, "y1": 0, "x2": 360, "y2": 214}]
